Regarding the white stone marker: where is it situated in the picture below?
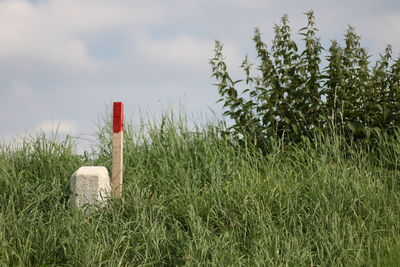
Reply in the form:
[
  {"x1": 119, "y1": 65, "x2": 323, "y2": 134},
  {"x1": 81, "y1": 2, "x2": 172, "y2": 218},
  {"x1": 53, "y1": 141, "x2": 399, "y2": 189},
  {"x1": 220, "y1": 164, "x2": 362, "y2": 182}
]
[{"x1": 70, "y1": 166, "x2": 111, "y2": 208}]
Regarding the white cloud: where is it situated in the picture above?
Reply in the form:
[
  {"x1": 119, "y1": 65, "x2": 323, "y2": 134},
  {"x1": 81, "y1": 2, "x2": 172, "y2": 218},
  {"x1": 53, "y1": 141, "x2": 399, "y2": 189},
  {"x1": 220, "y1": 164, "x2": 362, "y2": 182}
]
[
  {"x1": 0, "y1": 1, "x2": 94, "y2": 75},
  {"x1": 214, "y1": 0, "x2": 269, "y2": 9},
  {"x1": 135, "y1": 35, "x2": 213, "y2": 69},
  {"x1": 35, "y1": 119, "x2": 78, "y2": 135},
  {"x1": 1, "y1": 118, "x2": 78, "y2": 149},
  {"x1": 0, "y1": 0, "x2": 168, "y2": 79},
  {"x1": 134, "y1": 34, "x2": 243, "y2": 71},
  {"x1": 356, "y1": 14, "x2": 400, "y2": 55},
  {"x1": 5, "y1": 80, "x2": 35, "y2": 100}
]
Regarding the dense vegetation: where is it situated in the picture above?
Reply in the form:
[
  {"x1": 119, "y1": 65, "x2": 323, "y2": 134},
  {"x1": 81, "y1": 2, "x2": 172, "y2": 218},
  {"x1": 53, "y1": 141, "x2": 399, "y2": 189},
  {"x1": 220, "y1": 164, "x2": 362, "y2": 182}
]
[
  {"x1": 1, "y1": 117, "x2": 400, "y2": 265},
  {"x1": 211, "y1": 11, "x2": 400, "y2": 148},
  {"x1": 2, "y1": 11, "x2": 400, "y2": 266}
]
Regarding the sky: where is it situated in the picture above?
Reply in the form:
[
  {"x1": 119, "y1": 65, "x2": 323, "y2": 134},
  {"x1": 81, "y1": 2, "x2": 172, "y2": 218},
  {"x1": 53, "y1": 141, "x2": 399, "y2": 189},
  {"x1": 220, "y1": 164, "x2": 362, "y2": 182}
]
[{"x1": 1, "y1": 0, "x2": 400, "y2": 151}]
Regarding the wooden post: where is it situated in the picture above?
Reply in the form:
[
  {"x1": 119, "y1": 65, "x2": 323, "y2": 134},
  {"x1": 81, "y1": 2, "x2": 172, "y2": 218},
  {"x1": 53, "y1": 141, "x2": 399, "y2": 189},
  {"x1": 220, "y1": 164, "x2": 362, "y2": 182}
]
[{"x1": 112, "y1": 102, "x2": 124, "y2": 198}]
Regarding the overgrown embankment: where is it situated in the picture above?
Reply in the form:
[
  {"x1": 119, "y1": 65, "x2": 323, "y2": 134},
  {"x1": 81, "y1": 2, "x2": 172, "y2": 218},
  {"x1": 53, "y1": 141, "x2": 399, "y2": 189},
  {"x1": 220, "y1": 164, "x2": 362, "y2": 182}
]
[{"x1": 1, "y1": 118, "x2": 400, "y2": 266}]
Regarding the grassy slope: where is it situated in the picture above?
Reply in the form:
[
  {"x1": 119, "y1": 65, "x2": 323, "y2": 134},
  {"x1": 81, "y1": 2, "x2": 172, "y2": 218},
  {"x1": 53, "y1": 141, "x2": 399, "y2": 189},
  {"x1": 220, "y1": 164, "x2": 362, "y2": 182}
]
[{"x1": 1, "y1": 118, "x2": 400, "y2": 266}]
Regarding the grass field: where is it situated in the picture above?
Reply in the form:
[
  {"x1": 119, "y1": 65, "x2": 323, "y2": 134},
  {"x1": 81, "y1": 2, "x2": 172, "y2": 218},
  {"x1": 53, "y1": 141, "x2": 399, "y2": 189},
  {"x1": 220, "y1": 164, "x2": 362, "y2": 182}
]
[{"x1": 1, "y1": 116, "x2": 400, "y2": 266}]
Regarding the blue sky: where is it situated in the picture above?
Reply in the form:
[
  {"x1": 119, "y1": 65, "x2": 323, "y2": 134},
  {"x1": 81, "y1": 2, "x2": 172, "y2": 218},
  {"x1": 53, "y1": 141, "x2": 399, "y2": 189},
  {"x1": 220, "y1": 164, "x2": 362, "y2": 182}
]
[{"x1": 1, "y1": 0, "x2": 400, "y2": 150}]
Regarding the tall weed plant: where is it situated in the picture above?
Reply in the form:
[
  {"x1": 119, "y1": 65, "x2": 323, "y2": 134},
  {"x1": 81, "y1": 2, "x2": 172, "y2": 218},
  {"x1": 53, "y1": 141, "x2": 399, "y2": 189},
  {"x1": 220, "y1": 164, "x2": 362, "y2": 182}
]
[{"x1": 211, "y1": 11, "x2": 400, "y2": 148}]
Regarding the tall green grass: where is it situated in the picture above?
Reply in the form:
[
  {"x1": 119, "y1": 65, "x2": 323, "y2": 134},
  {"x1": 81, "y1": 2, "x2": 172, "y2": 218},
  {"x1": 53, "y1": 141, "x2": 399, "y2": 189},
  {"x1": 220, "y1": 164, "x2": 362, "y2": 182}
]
[{"x1": 1, "y1": 115, "x2": 400, "y2": 266}]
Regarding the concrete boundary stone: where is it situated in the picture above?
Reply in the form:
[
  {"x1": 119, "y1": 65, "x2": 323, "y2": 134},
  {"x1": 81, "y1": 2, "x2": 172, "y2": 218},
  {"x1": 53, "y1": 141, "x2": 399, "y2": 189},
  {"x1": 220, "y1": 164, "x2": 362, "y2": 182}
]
[{"x1": 70, "y1": 166, "x2": 111, "y2": 209}]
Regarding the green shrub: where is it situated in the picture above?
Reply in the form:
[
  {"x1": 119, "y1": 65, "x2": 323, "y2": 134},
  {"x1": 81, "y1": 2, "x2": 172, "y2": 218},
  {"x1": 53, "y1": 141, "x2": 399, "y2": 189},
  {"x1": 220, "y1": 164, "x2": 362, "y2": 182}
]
[{"x1": 210, "y1": 11, "x2": 400, "y2": 149}]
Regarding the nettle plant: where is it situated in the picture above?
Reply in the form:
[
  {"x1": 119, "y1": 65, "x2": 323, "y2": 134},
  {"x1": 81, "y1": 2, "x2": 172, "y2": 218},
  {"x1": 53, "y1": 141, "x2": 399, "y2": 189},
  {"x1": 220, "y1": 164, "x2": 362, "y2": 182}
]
[{"x1": 210, "y1": 11, "x2": 400, "y2": 148}]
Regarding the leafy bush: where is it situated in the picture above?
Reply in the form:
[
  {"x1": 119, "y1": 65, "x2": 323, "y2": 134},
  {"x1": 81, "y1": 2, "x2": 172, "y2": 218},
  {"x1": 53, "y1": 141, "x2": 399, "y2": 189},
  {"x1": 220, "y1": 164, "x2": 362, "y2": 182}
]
[{"x1": 210, "y1": 11, "x2": 400, "y2": 148}]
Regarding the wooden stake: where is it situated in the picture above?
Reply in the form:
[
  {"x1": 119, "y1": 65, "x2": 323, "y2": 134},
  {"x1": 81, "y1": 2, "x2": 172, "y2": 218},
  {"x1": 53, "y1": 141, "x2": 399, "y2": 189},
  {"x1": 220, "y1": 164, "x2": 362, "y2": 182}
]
[{"x1": 112, "y1": 102, "x2": 124, "y2": 198}]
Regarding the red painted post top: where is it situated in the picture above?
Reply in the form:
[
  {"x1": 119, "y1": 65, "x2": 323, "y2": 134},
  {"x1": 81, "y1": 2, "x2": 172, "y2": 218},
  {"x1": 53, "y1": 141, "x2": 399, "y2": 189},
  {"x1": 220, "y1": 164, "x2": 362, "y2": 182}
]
[{"x1": 113, "y1": 102, "x2": 124, "y2": 133}]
